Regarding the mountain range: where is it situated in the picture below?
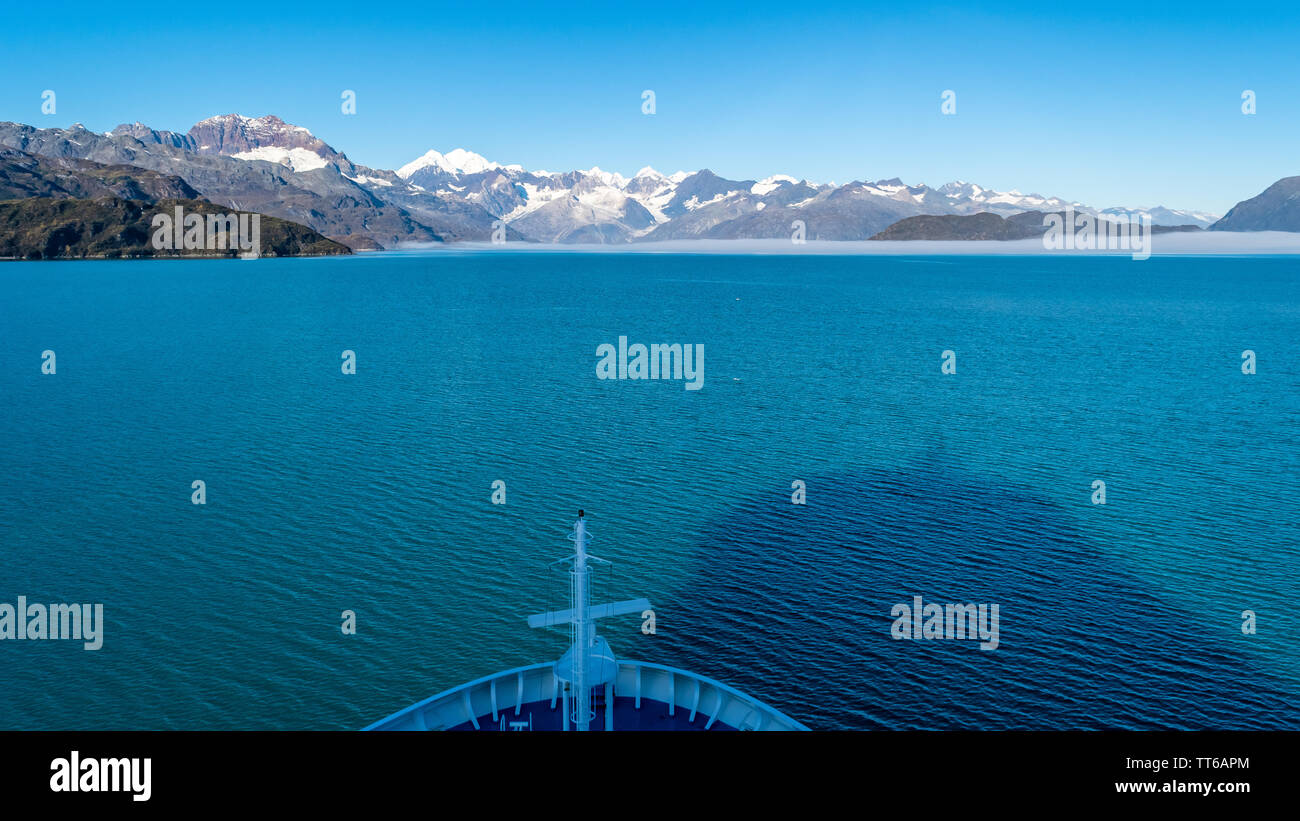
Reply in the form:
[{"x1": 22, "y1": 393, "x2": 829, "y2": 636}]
[
  {"x1": 0, "y1": 114, "x2": 1235, "y2": 250},
  {"x1": 0, "y1": 146, "x2": 348, "y2": 259}
]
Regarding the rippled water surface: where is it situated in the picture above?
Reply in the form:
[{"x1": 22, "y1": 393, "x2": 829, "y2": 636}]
[{"x1": 1, "y1": 251, "x2": 1297, "y2": 729}]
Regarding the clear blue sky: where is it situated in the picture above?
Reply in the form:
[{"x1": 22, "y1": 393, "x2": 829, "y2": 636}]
[{"x1": 2, "y1": 1, "x2": 1297, "y2": 214}]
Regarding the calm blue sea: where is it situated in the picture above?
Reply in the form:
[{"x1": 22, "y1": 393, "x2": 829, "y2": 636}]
[{"x1": 1, "y1": 251, "x2": 1297, "y2": 730}]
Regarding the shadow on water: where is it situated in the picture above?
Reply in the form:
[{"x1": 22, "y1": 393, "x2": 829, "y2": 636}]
[{"x1": 649, "y1": 455, "x2": 1299, "y2": 730}]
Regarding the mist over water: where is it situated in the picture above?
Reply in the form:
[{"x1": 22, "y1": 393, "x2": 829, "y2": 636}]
[{"x1": 1, "y1": 251, "x2": 1296, "y2": 729}]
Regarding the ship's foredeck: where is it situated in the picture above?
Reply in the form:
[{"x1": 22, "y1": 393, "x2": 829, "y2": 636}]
[
  {"x1": 447, "y1": 695, "x2": 741, "y2": 731},
  {"x1": 365, "y1": 660, "x2": 808, "y2": 731}
]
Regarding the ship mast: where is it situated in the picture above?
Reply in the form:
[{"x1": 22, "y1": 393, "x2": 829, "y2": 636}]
[
  {"x1": 571, "y1": 515, "x2": 592, "y2": 730},
  {"x1": 527, "y1": 511, "x2": 650, "y2": 731}
]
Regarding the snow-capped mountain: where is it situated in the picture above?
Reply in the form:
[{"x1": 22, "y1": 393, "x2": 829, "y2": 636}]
[
  {"x1": 186, "y1": 114, "x2": 347, "y2": 172},
  {"x1": 397, "y1": 148, "x2": 520, "y2": 179},
  {"x1": 1, "y1": 113, "x2": 1217, "y2": 248},
  {"x1": 936, "y1": 181, "x2": 1081, "y2": 214},
  {"x1": 1097, "y1": 205, "x2": 1219, "y2": 229}
]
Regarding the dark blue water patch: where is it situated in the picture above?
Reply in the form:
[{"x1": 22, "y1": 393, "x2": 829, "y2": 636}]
[{"x1": 653, "y1": 458, "x2": 1300, "y2": 730}]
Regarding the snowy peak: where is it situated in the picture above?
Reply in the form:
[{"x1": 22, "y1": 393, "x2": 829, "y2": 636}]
[
  {"x1": 751, "y1": 174, "x2": 798, "y2": 195},
  {"x1": 187, "y1": 113, "x2": 343, "y2": 173},
  {"x1": 573, "y1": 166, "x2": 626, "y2": 188},
  {"x1": 935, "y1": 180, "x2": 1078, "y2": 211},
  {"x1": 397, "y1": 148, "x2": 505, "y2": 179},
  {"x1": 1098, "y1": 205, "x2": 1219, "y2": 228}
]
